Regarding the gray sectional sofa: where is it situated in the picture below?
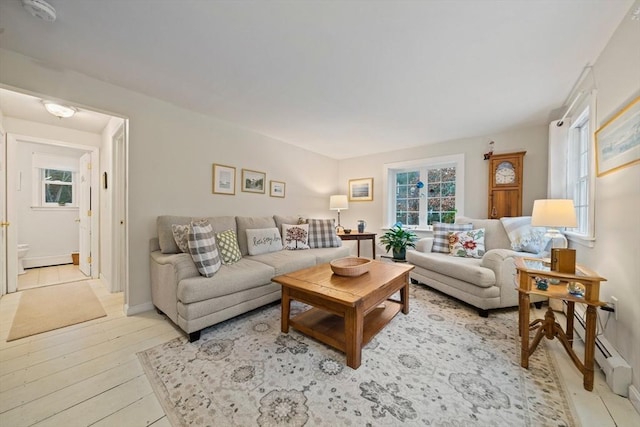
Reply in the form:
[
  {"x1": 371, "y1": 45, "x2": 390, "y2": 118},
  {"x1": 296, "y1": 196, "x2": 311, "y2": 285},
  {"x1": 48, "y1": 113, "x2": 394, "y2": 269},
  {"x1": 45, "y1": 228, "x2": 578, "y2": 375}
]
[
  {"x1": 406, "y1": 217, "x2": 547, "y2": 317},
  {"x1": 150, "y1": 214, "x2": 350, "y2": 341}
]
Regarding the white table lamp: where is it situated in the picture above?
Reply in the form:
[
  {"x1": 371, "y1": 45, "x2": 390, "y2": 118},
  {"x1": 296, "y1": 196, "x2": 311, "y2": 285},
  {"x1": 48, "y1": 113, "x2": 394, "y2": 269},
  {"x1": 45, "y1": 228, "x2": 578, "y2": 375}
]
[
  {"x1": 531, "y1": 199, "x2": 577, "y2": 248},
  {"x1": 329, "y1": 195, "x2": 349, "y2": 229}
]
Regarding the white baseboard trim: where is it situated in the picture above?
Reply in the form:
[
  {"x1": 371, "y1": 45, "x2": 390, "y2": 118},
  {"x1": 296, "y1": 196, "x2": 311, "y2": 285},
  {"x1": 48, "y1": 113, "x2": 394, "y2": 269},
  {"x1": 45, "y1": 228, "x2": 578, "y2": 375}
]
[
  {"x1": 124, "y1": 301, "x2": 155, "y2": 316},
  {"x1": 629, "y1": 385, "x2": 640, "y2": 415},
  {"x1": 24, "y1": 255, "x2": 72, "y2": 268}
]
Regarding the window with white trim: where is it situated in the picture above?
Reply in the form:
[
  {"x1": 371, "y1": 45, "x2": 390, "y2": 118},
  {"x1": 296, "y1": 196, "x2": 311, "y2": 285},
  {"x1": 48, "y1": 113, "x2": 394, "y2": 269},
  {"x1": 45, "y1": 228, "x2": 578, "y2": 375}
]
[
  {"x1": 566, "y1": 104, "x2": 595, "y2": 242},
  {"x1": 42, "y1": 169, "x2": 74, "y2": 206},
  {"x1": 384, "y1": 154, "x2": 465, "y2": 229},
  {"x1": 31, "y1": 153, "x2": 79, "y2": 208}
]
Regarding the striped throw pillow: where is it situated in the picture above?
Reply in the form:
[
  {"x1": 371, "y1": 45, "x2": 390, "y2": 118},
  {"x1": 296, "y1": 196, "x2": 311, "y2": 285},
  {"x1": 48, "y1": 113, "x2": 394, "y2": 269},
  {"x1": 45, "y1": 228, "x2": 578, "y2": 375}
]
[
  {"x1": 187, "y1": 220, "x2": 221, "y2": 277},
  {"x1": 308, "y1": 219, "x2": 341, "y2": 248},
  {"x1": 432, "y1": 222, "x2": 473, "y2": 253}
]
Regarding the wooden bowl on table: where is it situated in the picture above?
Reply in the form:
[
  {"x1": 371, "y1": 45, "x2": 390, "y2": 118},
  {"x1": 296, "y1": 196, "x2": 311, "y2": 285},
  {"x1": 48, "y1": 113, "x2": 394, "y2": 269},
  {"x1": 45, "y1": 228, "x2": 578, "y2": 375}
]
[{"x1": 330, "y1": 257, "x2": 372, "y2": 277}]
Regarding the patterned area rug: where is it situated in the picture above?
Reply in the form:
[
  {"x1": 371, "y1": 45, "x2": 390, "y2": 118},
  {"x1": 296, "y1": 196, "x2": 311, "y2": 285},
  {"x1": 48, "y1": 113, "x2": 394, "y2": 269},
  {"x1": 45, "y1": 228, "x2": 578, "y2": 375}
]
[{"x1": 138, "y1": 285, "x2": 575, "y2": 426}]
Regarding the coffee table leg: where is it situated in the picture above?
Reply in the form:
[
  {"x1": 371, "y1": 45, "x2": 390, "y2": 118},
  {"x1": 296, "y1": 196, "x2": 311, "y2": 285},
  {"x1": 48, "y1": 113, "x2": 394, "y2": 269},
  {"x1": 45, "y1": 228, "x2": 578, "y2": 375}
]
[
  {"x1": 345, "y1": 307, "x2": 363, "y2": 369},
  {"x1": 400, "y1": 278, "x2": 409, "y2": 314},
  {"x1": 281, "y1": 288, "x2": 290, "y2": 333}
]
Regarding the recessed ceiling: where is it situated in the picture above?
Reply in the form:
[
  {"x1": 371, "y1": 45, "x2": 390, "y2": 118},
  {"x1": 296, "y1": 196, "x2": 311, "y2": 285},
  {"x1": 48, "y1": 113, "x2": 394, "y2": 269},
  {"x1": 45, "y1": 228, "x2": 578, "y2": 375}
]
[{"x1": 0, "y1": 0, "x2": 634, "y2": 159}]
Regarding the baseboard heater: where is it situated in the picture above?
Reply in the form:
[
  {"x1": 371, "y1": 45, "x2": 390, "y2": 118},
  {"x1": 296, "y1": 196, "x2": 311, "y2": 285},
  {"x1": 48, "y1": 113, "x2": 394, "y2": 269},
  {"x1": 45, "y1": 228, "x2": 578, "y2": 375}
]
[{"x1": 567, "y1": 301, "x2": 632, "y2": 397}]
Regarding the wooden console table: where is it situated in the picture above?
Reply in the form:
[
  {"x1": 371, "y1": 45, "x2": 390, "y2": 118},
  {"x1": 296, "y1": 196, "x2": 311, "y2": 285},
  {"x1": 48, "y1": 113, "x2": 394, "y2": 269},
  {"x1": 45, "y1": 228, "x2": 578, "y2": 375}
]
[
  {"x1": 515, "y1": 257, "x2": 607, "y2": 391},
  {"x1": 337, "y1": 231, "x2": 376, "y2": 259}
]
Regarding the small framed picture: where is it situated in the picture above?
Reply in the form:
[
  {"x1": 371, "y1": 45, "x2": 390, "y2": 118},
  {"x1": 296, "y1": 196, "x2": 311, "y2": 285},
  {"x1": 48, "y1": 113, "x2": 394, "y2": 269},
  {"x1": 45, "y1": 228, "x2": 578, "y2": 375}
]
[
  {"x1": 270, "y1": 180, "x2": 286, "y2": 198},
  {"x1": 212, "y1": 164, "x2": 236, "y2": 195},
  {"x1": 349, "y1": 177, "x2": 374, "y2": 201},
  {"x1": 241, "y1": 169, "x2": 266, "y2": 193},
  {"x1": 595, "y1": 95, "x2": 640, "y2": 177}
]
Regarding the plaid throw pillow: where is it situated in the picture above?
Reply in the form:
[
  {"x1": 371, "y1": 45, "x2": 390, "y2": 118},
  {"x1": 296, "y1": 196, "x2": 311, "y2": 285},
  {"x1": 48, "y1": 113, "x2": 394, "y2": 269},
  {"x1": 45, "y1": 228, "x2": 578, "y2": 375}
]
[
  {"x1": 215, "y1": 229, "x2": 242, "y2": 264},
  {"x1": 187, "y1": 220, "x2": 221, "y2": 277},
  {"x1": 432, "y1": 222, "x2": 472, "y2": 253},
  {"x1": 307, "y1": 219, "x2": 341, "y2": 248}
]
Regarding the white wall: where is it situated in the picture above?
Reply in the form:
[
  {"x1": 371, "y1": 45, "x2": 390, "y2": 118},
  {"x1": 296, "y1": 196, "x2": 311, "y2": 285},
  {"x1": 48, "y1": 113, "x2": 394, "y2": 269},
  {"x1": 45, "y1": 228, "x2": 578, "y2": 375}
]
[
  {"x1": 0, "y1": 48, "x2": 339, "y2": 311},
  {"x1": 336, "y1": 125, "x2": 549, "y2": 257},
  {"x1": 569, "y1": 1, "x2": 640, "y2": 397}
]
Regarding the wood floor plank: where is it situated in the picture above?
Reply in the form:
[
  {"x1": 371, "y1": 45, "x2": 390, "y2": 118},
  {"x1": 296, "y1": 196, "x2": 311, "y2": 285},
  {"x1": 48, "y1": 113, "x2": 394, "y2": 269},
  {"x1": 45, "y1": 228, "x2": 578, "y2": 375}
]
[
  {"x1": 0, "y1": 330, "x2": 179, "y2": 413},
  {"x1": 90, "y1": 393, "x2": 165, "y2": 427},
  {"x1": 0, "y1": 359, "x2": 143, "y2": 426},
  {"x1": 32, "y1": 374, "x2": 153, "y2": 427}
]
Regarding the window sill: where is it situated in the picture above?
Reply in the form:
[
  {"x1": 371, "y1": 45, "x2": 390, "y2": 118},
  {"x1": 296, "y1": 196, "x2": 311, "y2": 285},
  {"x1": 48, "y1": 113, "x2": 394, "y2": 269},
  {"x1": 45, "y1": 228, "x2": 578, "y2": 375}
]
[
  {"x1": 382, "y1": 226, "x2": 434, "y2": 233},
  {"x1": 31, "y1": 206, "x2": 79, "y2": 211},
  {"x1": 566, "y1": 232, "x2": 595, "y2": 248}
]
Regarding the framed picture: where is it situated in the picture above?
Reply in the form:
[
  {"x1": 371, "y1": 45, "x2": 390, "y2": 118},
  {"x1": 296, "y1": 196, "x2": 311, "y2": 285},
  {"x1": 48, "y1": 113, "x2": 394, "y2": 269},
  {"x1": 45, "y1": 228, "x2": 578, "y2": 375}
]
[
  {"x1": 241, "y1": 169, "x2": 266, "y2": 193},
  {"x1": 270, "y1": 180, "x2": 286, "y2": 198},
  {"x1": 212, "y1": 164, "x2": 236, "y2": 195},
  {"x1": 595, "y1": 96, "x2": 640, "y2": 177},
  {"x1": 348, "y1": 177, "x2": 373, "y2": 201}
]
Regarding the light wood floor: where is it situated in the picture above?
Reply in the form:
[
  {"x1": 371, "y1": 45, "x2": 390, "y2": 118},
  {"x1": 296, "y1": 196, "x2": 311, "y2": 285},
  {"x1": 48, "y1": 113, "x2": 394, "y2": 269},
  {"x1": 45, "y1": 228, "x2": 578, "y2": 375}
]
[
  {"x1": 0, "y1": 279, "x2": 638, "y2": 426},
  {"x1": 18, "y1": 264, "x2": 88, "y2": 291}
]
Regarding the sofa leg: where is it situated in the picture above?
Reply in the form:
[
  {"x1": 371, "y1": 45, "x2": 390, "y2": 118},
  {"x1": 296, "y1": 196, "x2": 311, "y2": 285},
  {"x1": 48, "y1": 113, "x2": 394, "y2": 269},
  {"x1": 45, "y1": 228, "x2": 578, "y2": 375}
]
[
  {"x1": 478, "y1": 309, "x2": 489, "y2": 318},
  {"x1": 188, "y1": 331, "x2": 201, "y2": 342},
  {"x1": 155, "y1": 306, "x2": 164, "y2": 315},
  {"x1": 410, "y1": 278, "x2": 420, "y2": 284},
  {"x1": 534, "y1": 301, "x2": 543, "y2": 309}
]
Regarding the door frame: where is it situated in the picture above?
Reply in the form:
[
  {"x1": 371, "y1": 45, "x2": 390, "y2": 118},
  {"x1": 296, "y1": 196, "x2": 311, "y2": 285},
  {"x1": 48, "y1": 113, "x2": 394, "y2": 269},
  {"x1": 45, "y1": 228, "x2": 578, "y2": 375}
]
[
  {"x1": 5, "y1": 133, "x2": 99, "y2": 293},
  {"x1": 0, "y1": 125, "x2": 6, "y2": 297},
  {"x1": 111, "y1": 124, "x2": 128, "y2": 293}
]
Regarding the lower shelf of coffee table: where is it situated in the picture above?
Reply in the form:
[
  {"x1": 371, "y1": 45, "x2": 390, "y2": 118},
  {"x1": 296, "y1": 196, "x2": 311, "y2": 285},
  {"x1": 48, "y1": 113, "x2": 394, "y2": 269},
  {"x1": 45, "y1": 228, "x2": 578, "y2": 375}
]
[{"x1": 289, "y1": 300, "x2": 402, "y2": 353}]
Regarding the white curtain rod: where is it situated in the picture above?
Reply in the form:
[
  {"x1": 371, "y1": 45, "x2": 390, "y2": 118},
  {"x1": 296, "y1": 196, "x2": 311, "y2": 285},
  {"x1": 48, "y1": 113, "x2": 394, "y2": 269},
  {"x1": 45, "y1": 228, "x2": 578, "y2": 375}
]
[{"x1": 556, "y1": 90, "x2": 584, "y2": 127}]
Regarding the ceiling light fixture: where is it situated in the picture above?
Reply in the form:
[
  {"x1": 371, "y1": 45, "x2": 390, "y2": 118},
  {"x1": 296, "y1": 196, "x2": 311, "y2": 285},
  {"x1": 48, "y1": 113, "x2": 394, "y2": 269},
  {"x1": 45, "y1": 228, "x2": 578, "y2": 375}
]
[
  {"x1": 42, "y1": 101, "x2": 77, "y2": 118},
  {"x1": 22, "y1": 0, "x2": 56, "y2": 22}
]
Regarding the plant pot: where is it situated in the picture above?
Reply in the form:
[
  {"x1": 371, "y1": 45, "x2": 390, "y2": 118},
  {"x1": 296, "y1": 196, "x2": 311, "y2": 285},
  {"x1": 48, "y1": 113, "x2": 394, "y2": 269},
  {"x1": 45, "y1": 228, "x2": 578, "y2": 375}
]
[{"x1": 392, "y1": 248, "x2": 406, "y2": 260}]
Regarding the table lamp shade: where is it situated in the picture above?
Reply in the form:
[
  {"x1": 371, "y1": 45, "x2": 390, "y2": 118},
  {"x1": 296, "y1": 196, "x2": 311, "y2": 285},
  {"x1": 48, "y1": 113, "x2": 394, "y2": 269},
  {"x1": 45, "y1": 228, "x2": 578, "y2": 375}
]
[
  {"x1": 531, "y1": 199, "x2": 577, "y2": 228},
  {"x1": 329, "y1": 195, "x2": 349, "y2": 211}
]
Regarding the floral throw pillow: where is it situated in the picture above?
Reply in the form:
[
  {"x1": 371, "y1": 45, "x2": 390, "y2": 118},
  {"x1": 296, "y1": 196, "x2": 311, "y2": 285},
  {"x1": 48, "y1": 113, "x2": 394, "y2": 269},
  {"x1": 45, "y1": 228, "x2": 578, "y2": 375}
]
[
  {"x1": 282, "y1": 224, "x2": 310, "y2": 250},
  {"x1": 449, "y1": 228, "x2": 486, "y2": 258},
  {"x1": 172, "y1": 224, "x2": 191, "y2": 253},
  {"x1": 432, "y1": 222, "x2": 473, "y2": 253}
]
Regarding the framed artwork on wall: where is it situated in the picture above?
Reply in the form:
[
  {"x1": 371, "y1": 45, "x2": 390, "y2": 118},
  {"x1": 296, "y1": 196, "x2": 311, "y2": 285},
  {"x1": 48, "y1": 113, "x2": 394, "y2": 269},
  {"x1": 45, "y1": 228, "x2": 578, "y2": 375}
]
[
  {"x1": 212, "y1": 164, "x2": 236, "y2": 195},
  {"x1": 348, "y1": 177, "x2": 373, "y2": 201},
  {"x1": 270, "y1": 180, "x2": 286, "y2": 198},
  {"x1": 241, "y1": 169, "x2": 266, "y2": 193},
  {"x1": 595, "y1": 96, "x2": 640, "y2": 177}
]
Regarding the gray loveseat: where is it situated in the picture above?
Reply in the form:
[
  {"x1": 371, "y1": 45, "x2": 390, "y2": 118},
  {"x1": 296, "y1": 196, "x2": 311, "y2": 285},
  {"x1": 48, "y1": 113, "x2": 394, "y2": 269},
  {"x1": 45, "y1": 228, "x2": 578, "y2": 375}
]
[
  {"x1": 150, "y1": 214, "x2": 350, "y2": 341},
  {"x1": 406, "y1": 217, "x2": 546, "y2": 317}
]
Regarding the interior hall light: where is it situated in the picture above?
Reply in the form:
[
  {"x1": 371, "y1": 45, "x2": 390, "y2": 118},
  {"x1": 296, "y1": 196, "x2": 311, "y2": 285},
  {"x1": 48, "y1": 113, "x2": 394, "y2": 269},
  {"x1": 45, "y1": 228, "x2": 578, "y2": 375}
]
[{"x1": 42, "y1": 100, "x2": 77, "y2": 118}]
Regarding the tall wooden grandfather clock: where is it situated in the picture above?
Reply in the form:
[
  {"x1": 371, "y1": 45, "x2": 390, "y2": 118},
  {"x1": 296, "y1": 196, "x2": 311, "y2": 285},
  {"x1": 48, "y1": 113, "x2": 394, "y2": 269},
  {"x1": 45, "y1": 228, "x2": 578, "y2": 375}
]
[{"x1": 487, "y1": 151, "x2": 526, "y2": 219}]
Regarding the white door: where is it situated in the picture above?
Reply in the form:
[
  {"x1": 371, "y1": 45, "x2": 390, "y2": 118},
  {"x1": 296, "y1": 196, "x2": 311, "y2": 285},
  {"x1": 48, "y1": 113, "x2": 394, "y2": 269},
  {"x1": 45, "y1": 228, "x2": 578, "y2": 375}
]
[
  {"x1": 79, "y1": 153, "x2": 92, "y2": 276},
  {"x1": 0, "y1": 126, "x2": 6, "y2": 295}
]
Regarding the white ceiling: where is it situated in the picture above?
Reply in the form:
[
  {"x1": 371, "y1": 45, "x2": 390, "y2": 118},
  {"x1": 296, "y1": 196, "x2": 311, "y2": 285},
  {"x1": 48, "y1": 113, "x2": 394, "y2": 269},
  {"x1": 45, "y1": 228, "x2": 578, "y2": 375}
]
[{"x1": 0, "y1": 0, "x2": 634, "y2": 159}]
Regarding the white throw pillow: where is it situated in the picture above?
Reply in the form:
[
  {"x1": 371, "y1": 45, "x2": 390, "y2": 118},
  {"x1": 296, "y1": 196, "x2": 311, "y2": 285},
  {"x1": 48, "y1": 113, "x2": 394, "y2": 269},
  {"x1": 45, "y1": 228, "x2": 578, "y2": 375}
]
[
  {"x1": 282, "y1": 224, "x2": 310, "y2": 250},
  {"x1": 246, "y1": 227, "x2": 283, "y2": 255},
  {"x1": 500, "y1": 216, "x2": 549, "y2": 254}
]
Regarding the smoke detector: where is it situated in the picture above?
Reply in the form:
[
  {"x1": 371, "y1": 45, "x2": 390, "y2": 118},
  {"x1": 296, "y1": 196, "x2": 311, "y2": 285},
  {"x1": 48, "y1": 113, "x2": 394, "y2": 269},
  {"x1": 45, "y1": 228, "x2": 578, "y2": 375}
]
[{"x1": 22, "y1": 0, "x2": 56, "y2": 22}]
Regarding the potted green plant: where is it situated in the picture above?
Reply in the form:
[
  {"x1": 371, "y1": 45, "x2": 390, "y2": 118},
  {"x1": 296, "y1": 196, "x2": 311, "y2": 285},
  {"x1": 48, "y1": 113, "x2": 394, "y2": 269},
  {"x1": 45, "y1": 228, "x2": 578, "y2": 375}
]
[{"x1": 380, "y1": 222, "x2": 418, "y2": 260}]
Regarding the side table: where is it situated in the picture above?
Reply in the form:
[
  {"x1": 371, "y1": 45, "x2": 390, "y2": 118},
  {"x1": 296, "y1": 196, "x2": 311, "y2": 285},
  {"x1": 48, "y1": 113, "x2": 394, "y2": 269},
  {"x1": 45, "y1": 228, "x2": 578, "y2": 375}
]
[
  {"x1": 515, "y1": 257, "x2": 607, "y2": 391},
  {"x1": 337, "y1": 231, "x2": 376, "y2": 259}
]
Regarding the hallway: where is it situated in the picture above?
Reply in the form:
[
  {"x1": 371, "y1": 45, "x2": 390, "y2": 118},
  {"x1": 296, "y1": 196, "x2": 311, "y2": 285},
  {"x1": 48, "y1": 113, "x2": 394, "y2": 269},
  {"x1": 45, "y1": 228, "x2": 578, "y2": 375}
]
[{"x1": 18, "y1": 264, "x2": 87, "y2": 291}]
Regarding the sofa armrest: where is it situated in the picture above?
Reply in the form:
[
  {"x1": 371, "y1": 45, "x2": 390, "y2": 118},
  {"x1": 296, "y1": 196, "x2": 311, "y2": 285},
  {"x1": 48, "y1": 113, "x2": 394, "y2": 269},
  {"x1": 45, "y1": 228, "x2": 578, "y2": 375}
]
[
  {"x1": 150, "y1": 251, "x2": 199, "y2": 323},
  {"x1": 481, "y1": 249, "x2": 546, "y2": 307},
  {"x1": 415, "y1": 237, "x2": 434, "y2": 253}
]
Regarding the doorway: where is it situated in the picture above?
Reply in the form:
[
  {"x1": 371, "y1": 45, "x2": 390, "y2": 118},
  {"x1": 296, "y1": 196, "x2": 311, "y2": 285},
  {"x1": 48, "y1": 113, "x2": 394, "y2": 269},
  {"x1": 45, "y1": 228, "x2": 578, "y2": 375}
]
[{"x1": 0, "y1": 86, "x2": 128, "y2": 298}]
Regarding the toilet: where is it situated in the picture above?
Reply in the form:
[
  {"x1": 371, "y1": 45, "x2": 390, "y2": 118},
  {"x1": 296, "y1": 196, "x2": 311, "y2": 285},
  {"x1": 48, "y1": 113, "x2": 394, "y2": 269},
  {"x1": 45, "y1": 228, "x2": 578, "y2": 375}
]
[{"x1": 17, "y1": 244, "x2": 30, "y2": 275}]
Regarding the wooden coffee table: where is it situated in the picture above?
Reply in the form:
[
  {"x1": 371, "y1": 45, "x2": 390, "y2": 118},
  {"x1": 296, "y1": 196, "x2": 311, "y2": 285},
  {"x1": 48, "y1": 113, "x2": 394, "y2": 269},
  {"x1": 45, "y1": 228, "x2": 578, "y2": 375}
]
[{"x1": 272, "y1": 260, "x2": 414, "y2": 369}]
